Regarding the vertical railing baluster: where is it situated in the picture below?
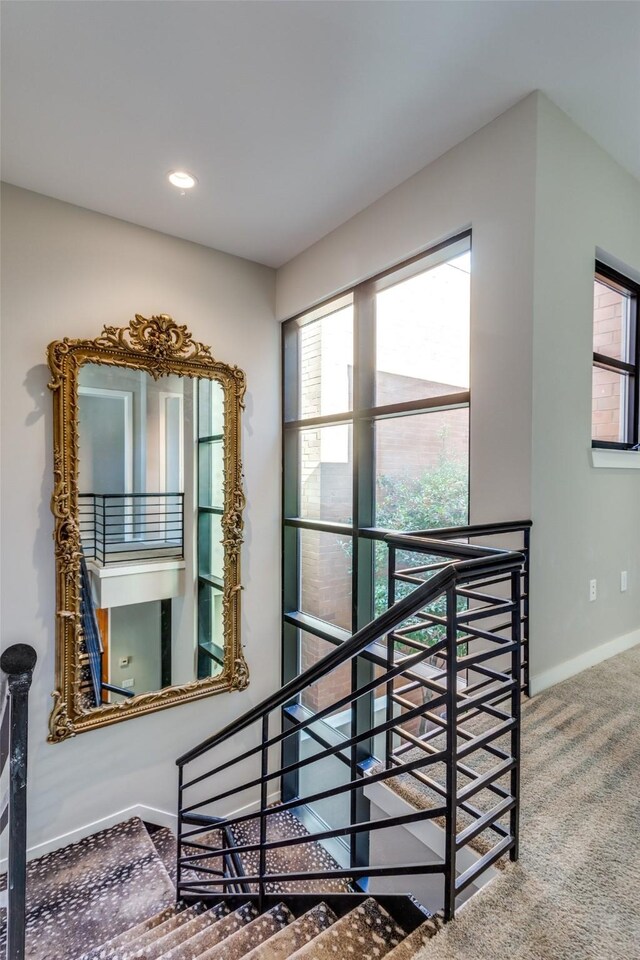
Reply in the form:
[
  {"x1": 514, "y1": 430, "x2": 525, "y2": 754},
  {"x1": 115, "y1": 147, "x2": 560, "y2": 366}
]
[
  {"x1": 385, "y1": 544, "x2": 396, "y2": 768},
  {"x1": 443, "y1": 584, "x2": 458, "y2": 922},
  {"x1": 258, "y1": 715, "x2": 269, "y2": 914},
  {"x1": 1, "y1": 644, "x2": 37, "y2": 960},
  {"x1": 522, "y1": 527, "x2": 530, "y2": 695},
  {"x1": 510, "y1": 569, "x2": 522, "y2": 861},
  {"x1": 176, "y1": 766, "x2": 183, "y2": 901}
]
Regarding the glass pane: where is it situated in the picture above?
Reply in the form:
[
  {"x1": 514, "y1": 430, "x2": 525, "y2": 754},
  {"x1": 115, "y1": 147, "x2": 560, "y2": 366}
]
[
  {"x1": 199, "y1": 438, "x2": 224, "y2": 509},
  {"x1": 300, "y1": 529, "x2": 352, "y2": 631},
  {"x1": 198, "y1": 511, "x2": 224, "y2": 581},
  {"x1": 299, "y1": 303, "x2": 353, "y2": 419},
  {"x1": 376, "y1": 251, "x2": 470, "y2": 405},
  {"x1": 299, "y1": 424, "x2": 352, "y2": 523},
  {"x1": 198, "y1": 580, "x2": 224, "y2": 679},
  {"x1": 199, "y1": 378, "x2": 224, "y2": 438},
  {"x1": 593, "y1": 279, "x2": 632, "y2": 363},
  {"x1": 300, "y1": 632, "x2": 352, "y2": 723},
  {"x1": 592, "y1": 366, "x2": 629, "y2": 443},
  {"x1": 298, "y1": 731, "x2": 351, "y2": 835},
  {"x1": 375, "y1": 408, "x2": 469, "y2": 530}
]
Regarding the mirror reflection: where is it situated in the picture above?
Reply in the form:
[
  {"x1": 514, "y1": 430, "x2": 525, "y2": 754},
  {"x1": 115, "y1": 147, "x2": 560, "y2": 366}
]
[{"x1": 77, "y1": 363, "x2": 225, "y2": 708}]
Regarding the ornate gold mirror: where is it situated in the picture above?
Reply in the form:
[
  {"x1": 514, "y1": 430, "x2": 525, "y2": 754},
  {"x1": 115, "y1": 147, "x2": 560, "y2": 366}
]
[{"x1": 48, "y1": 314, "x2": 248, "y2": 742}]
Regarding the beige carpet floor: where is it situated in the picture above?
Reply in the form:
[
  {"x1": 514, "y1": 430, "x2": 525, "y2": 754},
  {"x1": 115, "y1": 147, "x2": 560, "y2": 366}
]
[{"x1": 413, "y1": 644, "x2": 640, "y2": 960}]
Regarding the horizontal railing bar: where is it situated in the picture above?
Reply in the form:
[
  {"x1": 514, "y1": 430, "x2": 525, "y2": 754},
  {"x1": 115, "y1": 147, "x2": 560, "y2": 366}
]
[
  {"x1": 391, "y1": 761, "x2": 510, "y2": 838},
  {"x1": 179, "y1": 805, "x2": 449, "y2": 864},
  {"x1": 455, "y1": 836, "x2": 515, "y2": 895},
  {"x1": 180, "y1": 748, "x2": 453, "y2": 841},
  {"x1": 78, "y1": 492, "x2": 184, "y2": 498},
  {"x1": 178, "y1": 860, "x2": 446, "y2": 890},
  {"x1": 181, "y1": 642, "x2": 438, "y2": 791},
  {"x1": 456, "y1": 796, "x2": 516, "y2": 849},
  {"x1": 457, "y1": 718, "x2": 517, "y2": 761},
  {"x1": 392, "y1": 520, "x2": 532, "y2": 540},
  {"x1": 455, "y1": 601, "x2": 517, "y2": 624},
  {"x1": 456, "y1": 680, "x2": 516, "y2": 716},
  {"x1": 456, "y1": 646, "x2": 517, "y2": 673},
  {"x1": 389, "y1": 755, "x2": 448, "y2": 800},
  {"x1": 457, "y1": 759, "x2": 516, "y2": 803},
  {"x1": 180, "y1": 691, "x2": 449, "y2": 814},
  {"x1": 393, "y1": 726, "x2": 510, "y2": 801},
  {"x1": 455, "y1": 587, "x2": 510, "y2": 605}
]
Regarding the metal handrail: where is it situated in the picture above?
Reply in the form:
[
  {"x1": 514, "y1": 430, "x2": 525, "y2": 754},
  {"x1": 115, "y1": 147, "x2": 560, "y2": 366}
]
[
  {"x1": 177, "y1": 544, "x2": 523, "y2": 766},
  {"x1": 1, "y1": 643, "x2": 37, "y2": 960}
]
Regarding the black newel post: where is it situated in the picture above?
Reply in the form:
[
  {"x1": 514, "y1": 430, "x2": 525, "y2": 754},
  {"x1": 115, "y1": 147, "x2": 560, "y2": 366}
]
[{"x1": 1, "y1": 643, "x2": 37, "y2": 960}]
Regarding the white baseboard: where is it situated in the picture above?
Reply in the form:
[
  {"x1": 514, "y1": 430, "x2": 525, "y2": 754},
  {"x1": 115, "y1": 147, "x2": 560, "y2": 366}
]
[
  {"x1": 0, "y1": 791, "x2": 280, "y2": 871},
  {"x1": 530, "y1": 627, "x2": 640, "y2": 695}
]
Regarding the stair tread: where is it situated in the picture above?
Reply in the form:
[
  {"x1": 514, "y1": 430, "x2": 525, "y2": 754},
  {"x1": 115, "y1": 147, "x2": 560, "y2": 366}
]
[
  {"x1": 121, "y1": 904, "x2": 227, "y2": 960},
  {"x1": 384, "y1": 916, "x2": 445, "y2": 960},
  {"x1": 287, "y1": 897, "x2": 406, "y2": 960},
  {"x1": 227, "y1": 809, "x2": 353, "y2": 893},
  {"x1": 242, "y1": 903, "x2": 338, "y2": 960},
  {"x1": 192, "y1": 903, "x2": 294, "y2": 960},
  {"x1": 106, "y1": 905, "x2": 204, "y2": 959},
  {"x1": 76, "y1": 906, "x2": 179, "y2": 960},
  {"x1": 153, "y1": 903, "x2": 258, "y2": 960}
]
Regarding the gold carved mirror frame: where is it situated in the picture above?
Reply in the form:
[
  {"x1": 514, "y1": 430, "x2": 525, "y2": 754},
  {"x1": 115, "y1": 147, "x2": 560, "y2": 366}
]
[{"x1": 48, "y1": 314, "x2": 248, "y2": 743}]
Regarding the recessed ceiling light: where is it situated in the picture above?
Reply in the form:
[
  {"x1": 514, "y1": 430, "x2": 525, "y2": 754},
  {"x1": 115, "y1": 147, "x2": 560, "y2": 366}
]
[{"x1": 167, "y1": 170, "x2": 198, "y2": 190}]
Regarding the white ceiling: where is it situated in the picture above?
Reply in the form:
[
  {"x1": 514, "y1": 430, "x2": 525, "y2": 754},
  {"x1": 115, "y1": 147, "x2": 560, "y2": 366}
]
[{"x1": 2, "y1": 1, "x2": 639, "y2": 268}]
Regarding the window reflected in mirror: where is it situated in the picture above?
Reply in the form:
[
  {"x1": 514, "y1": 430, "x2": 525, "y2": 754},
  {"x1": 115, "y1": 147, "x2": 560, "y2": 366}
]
[{"x1": 77, "y1": 363, "x2": 226, "y2": 707}]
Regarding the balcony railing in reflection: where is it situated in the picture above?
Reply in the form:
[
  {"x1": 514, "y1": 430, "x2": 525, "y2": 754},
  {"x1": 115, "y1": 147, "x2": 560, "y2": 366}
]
[{"x1": 79, "y1": 492, "x2": 184, "y2": 565}]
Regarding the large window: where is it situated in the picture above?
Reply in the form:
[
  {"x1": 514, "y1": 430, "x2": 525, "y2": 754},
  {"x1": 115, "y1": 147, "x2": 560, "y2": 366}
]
[
  {"x1": 592, "y1": 262, "x2": 639, "y2": 449},
  {"x1": 282, "y1": 234, "x2": 471, "y2": 838}
]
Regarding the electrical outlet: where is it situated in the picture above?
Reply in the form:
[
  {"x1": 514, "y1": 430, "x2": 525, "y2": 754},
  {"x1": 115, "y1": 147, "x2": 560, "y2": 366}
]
[
  {"x1": 122, "y1": 678, "x2": 135, "y2": 689},
  {"x1": 621, "y1": 571, "x2": 628, "y2": 592},
  {"x1": 119, "y1": 656, "x2": 130, "y2": 668},
  {"x1": 589, "y1": 579, "x2": 597, "y2": 602}
]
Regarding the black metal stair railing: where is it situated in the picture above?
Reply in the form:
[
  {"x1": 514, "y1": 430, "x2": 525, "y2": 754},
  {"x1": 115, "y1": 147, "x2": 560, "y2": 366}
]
[
  {"x1": 1, "y1": 643, "x2": 37, "y2": 960},
  {"x1": 176, "y1": 527, "x2": 528, "y2": 922},
  {"x1": 78, "y1": 492, "x2": 184, "y2": 565}
]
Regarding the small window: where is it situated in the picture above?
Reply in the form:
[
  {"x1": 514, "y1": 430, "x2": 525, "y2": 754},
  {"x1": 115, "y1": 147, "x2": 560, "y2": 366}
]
[{"x1": 592, "y1": 262, "x2": 639, "y2": 449}]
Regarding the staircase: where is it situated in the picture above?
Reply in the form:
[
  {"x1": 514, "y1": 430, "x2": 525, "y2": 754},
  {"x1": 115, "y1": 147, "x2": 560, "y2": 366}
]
[
  {"x1": 1, "y1": 816, "x2": 440, "y2": 960},
  {"x1": 1, "y1": 521, "x2": 530, "y2": 960}
]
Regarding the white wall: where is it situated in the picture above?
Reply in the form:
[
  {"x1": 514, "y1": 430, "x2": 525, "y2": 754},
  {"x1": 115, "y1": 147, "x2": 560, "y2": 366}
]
[
  {"x1": 277, "y1": 93, "x2": 538, "y2": 525},
  {"x1": 0, "y1": 184, "x2": 279, "y2": 851},
  {"x1": 529, "y1": 97, "x2": 640, "y2": 689},
  {"x1": 277, "y1": 91, "x2": 640, "y2": 687}
]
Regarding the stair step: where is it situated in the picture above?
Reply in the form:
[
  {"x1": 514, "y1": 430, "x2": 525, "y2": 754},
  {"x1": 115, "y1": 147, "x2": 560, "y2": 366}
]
[
  {"x1": 242, "y1": 903, "x2": 338, "y2": 960},
  {"x1": 383, "y1": 915, "x2": 444, "y2": 959},
  {"x1": 193, "y1": 903, "x2": 294, "y2": 960},
  {"x1": 123, "y1": 904, "x2": 227, "y2": 959},
  {"x1": 146, "y1": 827, "x2": 178, "y2": 884},
  {"x1": 77, "y1": 907, "x2": 181, "y2": 960},
  {"x1": 154, "y1": 903, "x2": 258, "y2": 960},
  {"x1": 105, "y1": 905, "x2": 205, "y2": 960},
  {"x1": 287, "y1": 898, "x2": 406, "y2": 960},
  {"x1": 228, "y1": 809, "x2": 352, "y2": 893}
]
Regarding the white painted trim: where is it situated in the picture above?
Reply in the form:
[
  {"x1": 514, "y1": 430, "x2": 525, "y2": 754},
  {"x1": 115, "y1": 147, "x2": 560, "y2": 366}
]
[
  {"x1": 0, "y1": 791, "x2": 280, "y2": 870},
  {"x1": 591, "y1": 448, "x2": 640, "y2": 469},
  {"x1": 530, "y1": 627, "x2": 640, "y2": 695}
]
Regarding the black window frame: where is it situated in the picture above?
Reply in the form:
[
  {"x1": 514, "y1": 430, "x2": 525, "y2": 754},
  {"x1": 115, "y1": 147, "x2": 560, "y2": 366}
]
[
  {"x1": 280, "y1": 230, "x2": 472, "y2": 865},
  {"x1": 592, "y1": 260, "x2": 640, "y2": 451}
]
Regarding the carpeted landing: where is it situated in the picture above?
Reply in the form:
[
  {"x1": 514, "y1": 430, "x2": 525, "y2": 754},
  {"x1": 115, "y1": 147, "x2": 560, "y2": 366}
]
[{"x1": 410, "y1": 645, "x2": 640, "y2": 960}]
